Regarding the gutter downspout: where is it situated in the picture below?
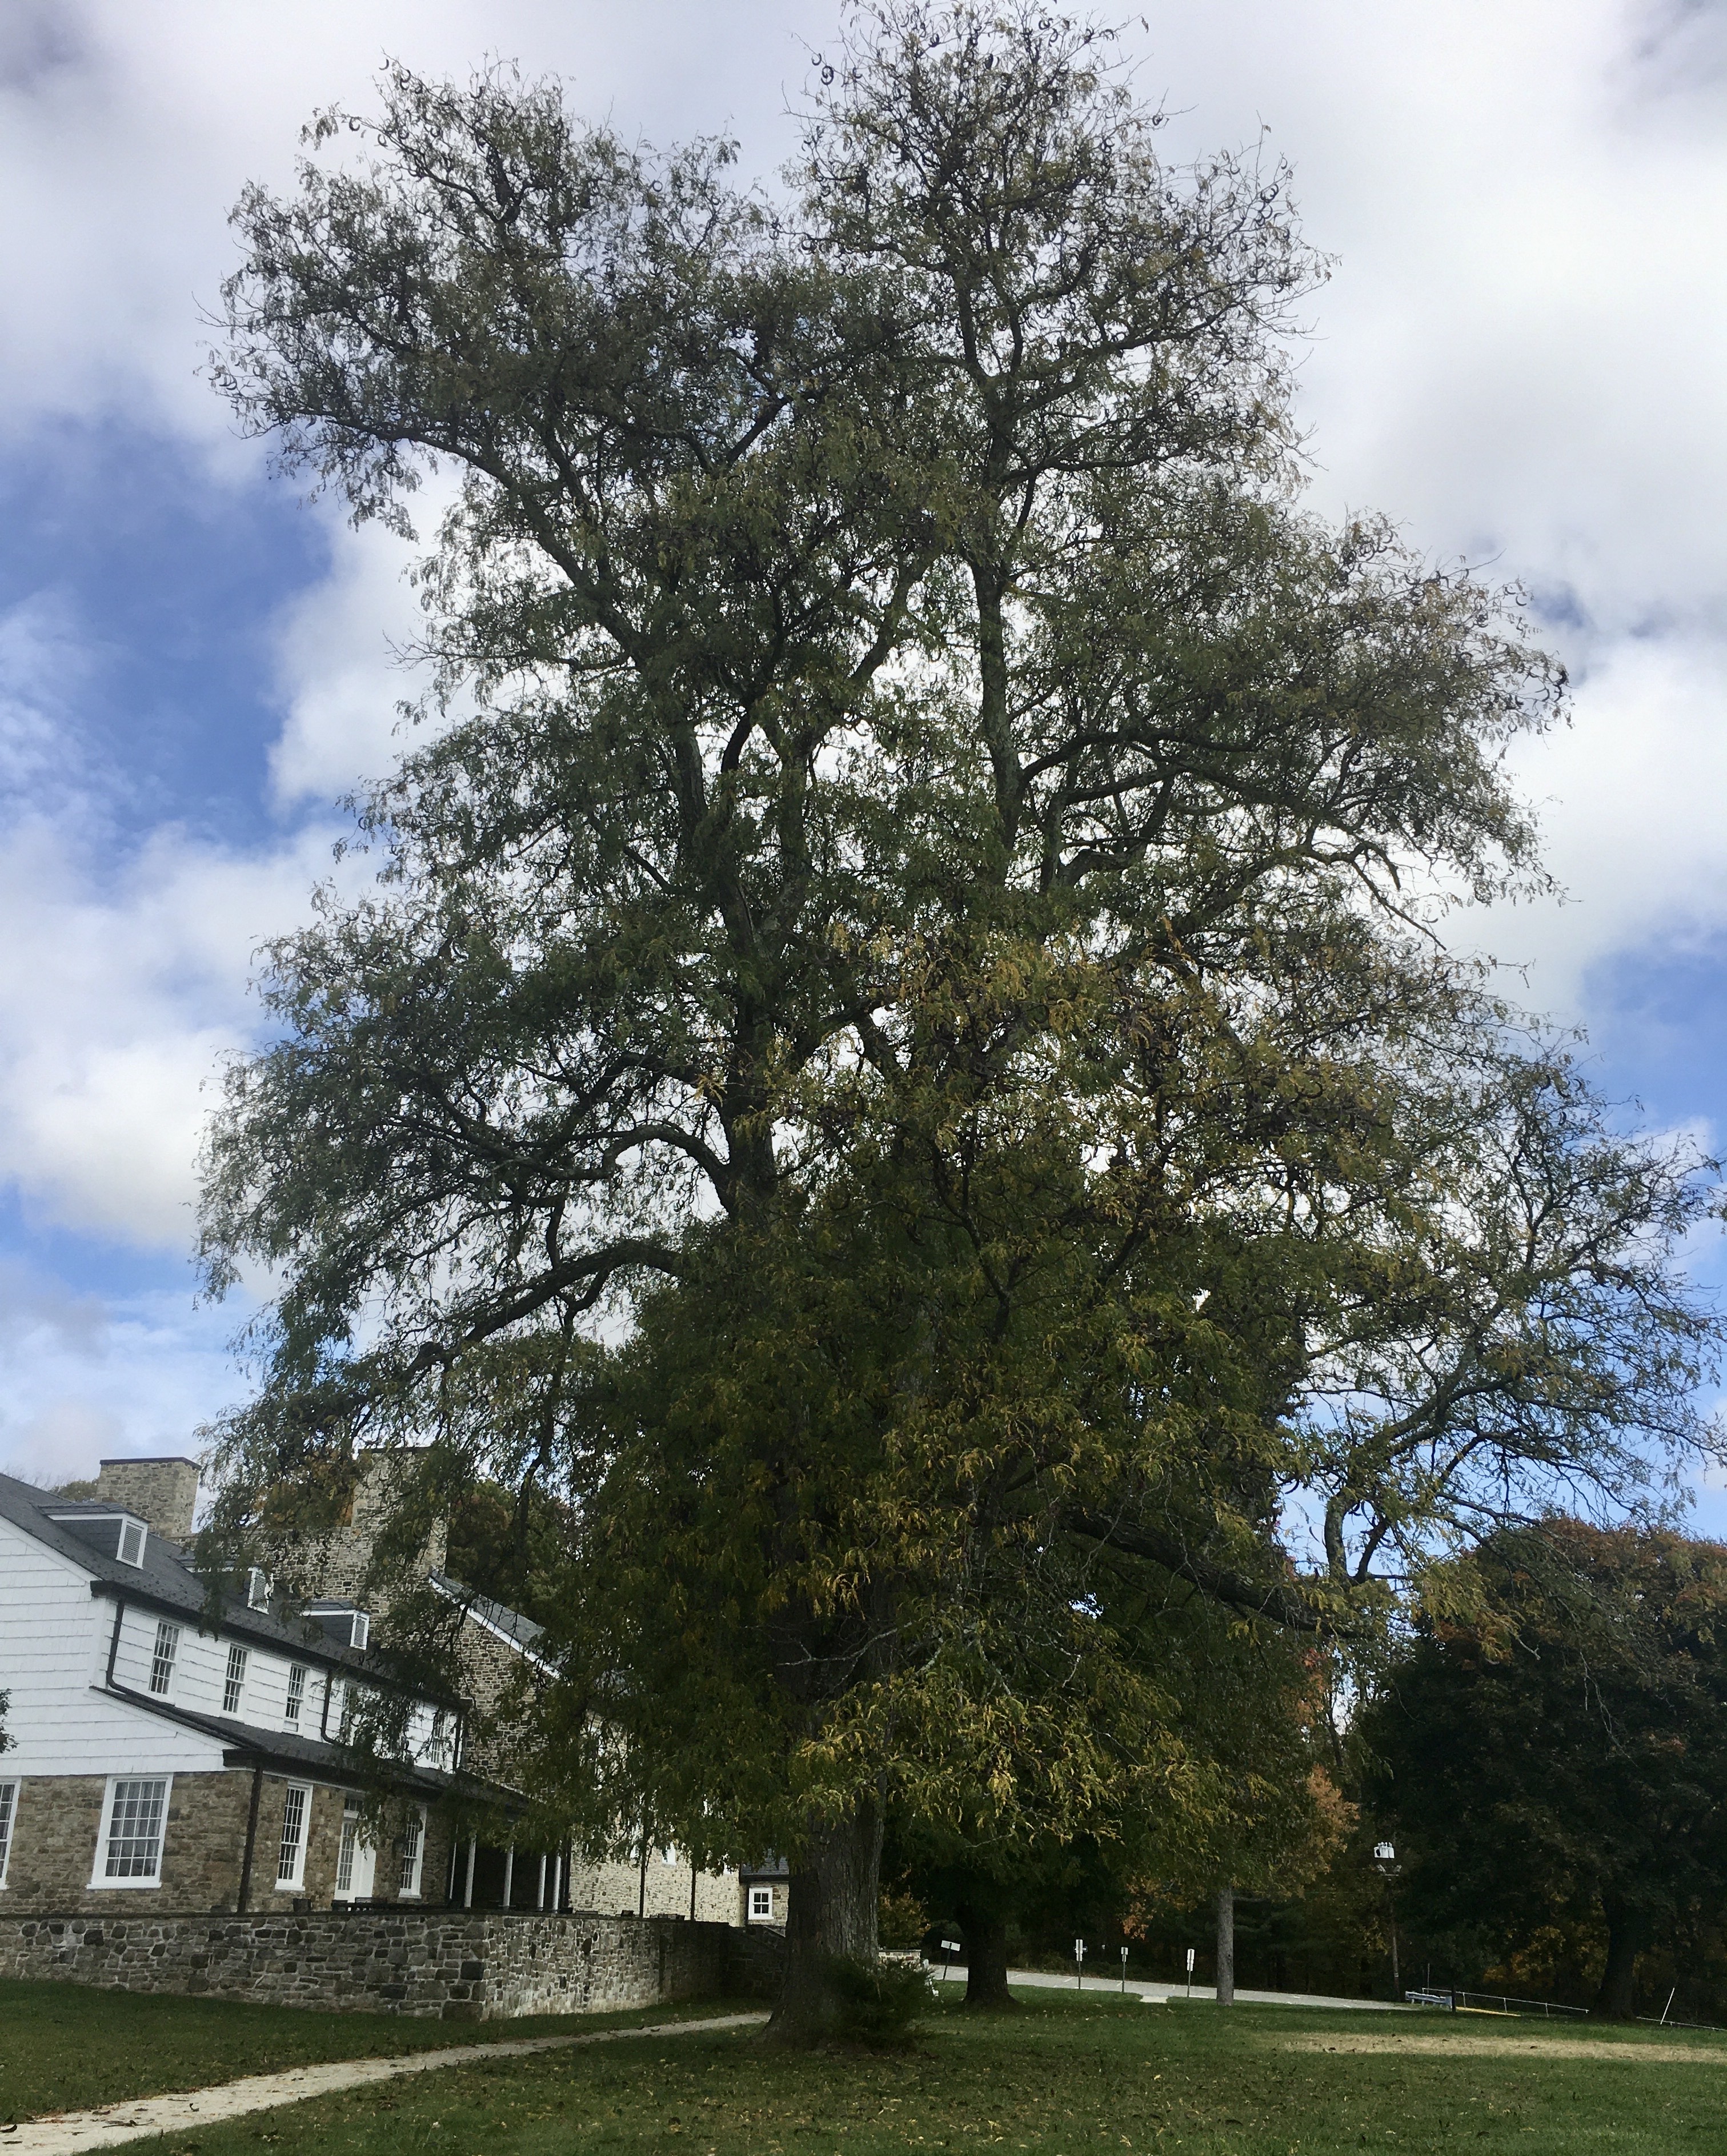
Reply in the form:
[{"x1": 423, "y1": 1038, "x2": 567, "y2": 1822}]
[
  {"x1": 105, "y1": 1594, "x2": 126, "y2": 1686},
  {"x1": 237, "y1": 1764, "x2": 264, "y2": 1912}
]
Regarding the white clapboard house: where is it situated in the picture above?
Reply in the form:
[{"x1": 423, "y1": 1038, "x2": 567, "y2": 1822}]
[
  {"x1": 0, "y1": 1458, "x2": 501, "y2": 1914},
  {"x1": 0, "y1": 1454, "x2": 750, "y2": 1926}
]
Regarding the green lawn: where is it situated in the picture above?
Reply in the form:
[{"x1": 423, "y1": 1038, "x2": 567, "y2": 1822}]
[
  {"x1": 37, "y1": 1986, "x2": 1727, "y2": 2156},
  {"x1": 0, "y1": 1979, "x2": 728, "y2": 2123}
]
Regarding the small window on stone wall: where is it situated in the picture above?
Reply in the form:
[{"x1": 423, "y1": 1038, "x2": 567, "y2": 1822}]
[
  {"x1": 275, "y1": 1785, "x2": 312, "y2": 1889},
  {"x1": 222, "y1": 1643, "x2": 249, "y2": 1715},
  {"x1": 0, "y1": 1780, "x2": 16, "y2": 1887},
  {"x1": 148, "y1": 1621, "x2": 180, "y2": 1697},
  {"x1": 398, "y1": 1806, "x2": 426, "y2": 1897},
  {"x1": 276, "y1": 1784, "x2": 310, "y2": 1888},
  {"x1": 748, "y1": 1885, "x2": 774, "y2": 1921},
  {"x1": 336, "y1": 1805, "x2": 360, "y2": 1894}
]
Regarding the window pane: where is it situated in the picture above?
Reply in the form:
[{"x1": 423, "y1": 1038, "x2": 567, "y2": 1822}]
[
  {"x1": 149, "y1": 1622, "x2": 179, "y2": 1697},
  {"x1": 285, "y1": 1664, "x2": 306, "y2": 1724},
  {"x1": 222, "y1": 1644, "x2": 248, "y2": 1715},
  {"x1": 105, "y1": 1778, "x2": 167, "y2": 1878},
  {"x1": 277, "y1": 1785, "x2": 308, "y2": 1884}
]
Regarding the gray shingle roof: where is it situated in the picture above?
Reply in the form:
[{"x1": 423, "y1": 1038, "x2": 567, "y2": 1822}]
[
  {"x1": 0, "y1": 1469, "x2": 442, "y2": 1688},
  {"x1": 427, "y1": 1569, "x2": 546, "y2": 1653}
]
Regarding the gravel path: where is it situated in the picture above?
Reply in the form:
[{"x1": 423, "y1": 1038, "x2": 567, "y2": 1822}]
[{"x1": 5, "y1": 2010, "x2": 768, "y2": 2156}]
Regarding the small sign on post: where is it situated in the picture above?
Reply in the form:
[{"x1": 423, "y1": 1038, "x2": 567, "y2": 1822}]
[
  {"x1": 939, "y1": 1938, "x2": 961, "y2": 1983},
  {"x1": 1075, "y1": 1937, "x2": 1086, "y2": 1990},
  {"x1": 1120, "y1": 1943, "x2": 1129, "y2": 1994},
  {"x1": 1185, "y1": 1945, "x2": 1196, "y2": 1999}
]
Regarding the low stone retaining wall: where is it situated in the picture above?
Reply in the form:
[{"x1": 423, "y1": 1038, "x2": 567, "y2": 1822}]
[{"x1": 0, "y1": 1909, "x2": 738, "y2": 2020}]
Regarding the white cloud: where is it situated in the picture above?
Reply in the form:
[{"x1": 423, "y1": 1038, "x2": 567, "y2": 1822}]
[
  {"x1": 0, "y1": 1277, "x2": 245, "y2": 1488},
  {"x1": 0, "y1": 815, "x2": 336, "y2": 1246},
  {"x1": 0, "y1": 0, "x2": 837, "y2": 452},
  {"x1": 268, "y1": 511, "x2": 432, "y2": 811},
  {"x1": 1462, "y1": 634, "x2": 1727, "y2": 1004}
]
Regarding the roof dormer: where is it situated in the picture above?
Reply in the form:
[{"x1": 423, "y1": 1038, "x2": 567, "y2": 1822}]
[
  {"x1": 302, "y1": 1599, "x2": 371, "y2": 1650},
  {"x1": 45, "y1": 1506, "x2": 149, "y2": 1567}
]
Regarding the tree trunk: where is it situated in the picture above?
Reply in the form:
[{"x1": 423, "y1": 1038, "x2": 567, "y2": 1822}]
[
  {"x1": 958, "y1": 1899, "x2": 1016, "y2": 2010},
  {"x1": 765, "y1": 1799, "x2": 883, "y2": 2045},
  {"x1": 1592, "y1": 1895, "x2": 1643, "y2": 2021},
  {"x1": 1215, "y1": 1886, "x2": 1236, "y2": 2006}
]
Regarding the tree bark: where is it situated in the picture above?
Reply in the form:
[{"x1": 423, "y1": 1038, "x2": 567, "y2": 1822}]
[
  {"x1": 765, "y1": 1799, "x2": 883, "y2": 2045},
  {"x1": 958, "y1": 1899, "x2": 1016, "y2": 2010},
  {"x1": 1592, "y1": 1894, "x2": 1643, "y2": 2021},
  {"x1": 1215, "y1": 1886, "x2": 1236, "y2": 2006}
]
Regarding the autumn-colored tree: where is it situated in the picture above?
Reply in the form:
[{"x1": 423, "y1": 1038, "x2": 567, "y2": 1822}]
[{"x1": 199, "y1": 5, "x2": 1718, "y2": 2039}]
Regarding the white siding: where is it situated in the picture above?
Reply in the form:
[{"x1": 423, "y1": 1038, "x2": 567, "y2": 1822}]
[{"x1": 0, "y1": 1517, "x2": 222, "y2": 1777}]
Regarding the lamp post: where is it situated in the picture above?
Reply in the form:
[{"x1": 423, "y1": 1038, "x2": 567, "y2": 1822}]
[{"x1": 1372, "y1": 1842, "x2": 1402, "y2": 1998}]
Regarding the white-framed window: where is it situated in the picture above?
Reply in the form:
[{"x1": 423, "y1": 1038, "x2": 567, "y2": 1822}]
[
  {"x1": 118, "y1": 1519, "x2": 146, "y2": 1566},
  {"x1": 222, "y1": 1644, "x2": 249, "y2": 1715},
  {"x1": 93, "y1": 1776, "x2": 170, "y2": 1886},
  {"x1": 748, "y1": 1885, "x2": 774, "y2": 1921},
  {"x1": 427, "y1": 1710, "x2": 450, "y2": 1769},
  {"x1": 350, "y1": 1612, "x2": 370, "y2": 1650},
  {"x1": 275, "y1": 1783, "x2": 311, "y2": 1888},
  {"x1": 0, "y1": 1780, "x2": 17, "y2": 1887},
  {"x1": 398, "y1": 1806, "x2": 425, "y2": 1897},
  {"x1": 284, "y1": 1663, "x2": 307, "y2": 1726},
  {"x1": 148, "y1": 1621, "x2": 180, "y2": 1697},
  {"x1": 335, "y1": 1804, "x2": 360, "y2": 1895},
  {"x1": 659, "y1": 1845, "x2": 680, "y2": 1867}
]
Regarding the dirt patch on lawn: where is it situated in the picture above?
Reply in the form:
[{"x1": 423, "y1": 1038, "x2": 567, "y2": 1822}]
[{"x1": 1284, "y1": 2032, "x2": 1726, "y2": 2064}]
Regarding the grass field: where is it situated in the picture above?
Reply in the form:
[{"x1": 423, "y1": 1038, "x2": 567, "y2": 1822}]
[
  {"x1": 0, "y1": 1979, "x2": 724, "y2": 2123},
  {"x1": 14, "y1": 1982, "x2": 1727, "y2": 2155}
]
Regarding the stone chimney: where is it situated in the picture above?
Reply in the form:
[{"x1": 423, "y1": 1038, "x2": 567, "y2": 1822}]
[
  {"x1": 311, "y1": 1449, "x2": 447, "y2": 1604},
  {"x1": 94, "y1": 1456, "x2": 201, "y2": 1546}
]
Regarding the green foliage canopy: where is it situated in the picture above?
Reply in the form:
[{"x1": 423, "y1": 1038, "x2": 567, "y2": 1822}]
[
  {"x1": 1362, "y1": 1522, "x2": 1727, "y2": 2018},
  {"x1": 197, "y1": 6, "x2": 1721, "y2": 2018}
]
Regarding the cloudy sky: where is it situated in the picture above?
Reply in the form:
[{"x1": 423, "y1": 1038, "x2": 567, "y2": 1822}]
[{"x1": 1, "y1": 0, "x2": 1722, "y2": 1512}]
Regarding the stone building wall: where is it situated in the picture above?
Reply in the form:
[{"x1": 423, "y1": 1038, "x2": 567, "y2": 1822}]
[
  {"x1": 0, "y1": 1909, "x2": 736, "y2": 2019},
  {"x1": 567, "y1": 1852, "x2": 739, "y2": 1925},
  {"x1": 3, "y1": 1772, "x2": 253, "y2": 1915},
  {"x1": 3, "y1": 1771, "x2": 457, "y2": 1917}
]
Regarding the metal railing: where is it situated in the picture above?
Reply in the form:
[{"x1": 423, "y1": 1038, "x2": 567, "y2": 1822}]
[{"x1": 1411, "y1": 1989, "x2": 1588, "y2": 2018}]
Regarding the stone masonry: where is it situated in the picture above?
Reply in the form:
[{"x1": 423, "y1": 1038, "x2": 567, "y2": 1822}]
[
  {"x1": 0, "y1": 1910, "x2": 738, "y2": 2019},
  {"x1": 93, "y1": 1457, "x2": 201, "y2": 1545},
  {"x1": 2, "y1": 1773, "x2": 455, "y2": 1918}
]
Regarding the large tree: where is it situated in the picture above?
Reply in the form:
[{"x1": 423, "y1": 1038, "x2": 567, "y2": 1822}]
[
  {"x1": 1361, "y1": 1522, "x2": 1727, "y2": 2019},
  {"x1": 201, "y1": 5, "x2": 1718, "y2": 2037}
]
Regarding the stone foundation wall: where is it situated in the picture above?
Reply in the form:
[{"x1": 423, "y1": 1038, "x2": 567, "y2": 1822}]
[{"x1": 0, "y1": 1909, "x2": 736, "y2": 2020}]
